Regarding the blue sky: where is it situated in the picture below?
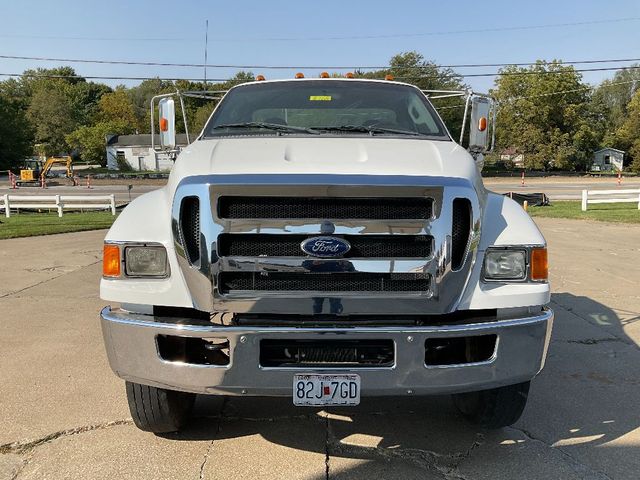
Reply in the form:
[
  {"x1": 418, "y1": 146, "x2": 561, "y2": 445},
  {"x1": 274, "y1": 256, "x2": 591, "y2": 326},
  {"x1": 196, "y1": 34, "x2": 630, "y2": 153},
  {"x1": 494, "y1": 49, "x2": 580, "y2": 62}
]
[{"x1": 1, "y1": 0, "x2": 639, "y2": 92}]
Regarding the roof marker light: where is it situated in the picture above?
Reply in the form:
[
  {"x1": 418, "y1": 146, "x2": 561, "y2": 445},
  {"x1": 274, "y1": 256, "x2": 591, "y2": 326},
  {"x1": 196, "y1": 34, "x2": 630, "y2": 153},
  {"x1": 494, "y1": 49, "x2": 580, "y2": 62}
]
[
  {"x1": 295, "y1": 72, "x2": 305, "y2": 79},
  {"x1": 256, "y1": 74, "x2": 266, "y2": 81},
  {"x1": 320, "y1": 71, "x2": 330, "y2": 78},
  {"x1": 384, "y1": 74, "x2": 395, "y2": 81},
  {"x1": 345, "y1": 72, "x2": 355, "y2": 78}
]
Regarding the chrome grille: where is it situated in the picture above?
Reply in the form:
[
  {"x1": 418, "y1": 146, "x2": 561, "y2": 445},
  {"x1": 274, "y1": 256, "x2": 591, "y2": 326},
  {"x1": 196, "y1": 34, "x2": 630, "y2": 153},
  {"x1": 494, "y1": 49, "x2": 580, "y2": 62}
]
[
  {"x1": 218, "y1": 196, "x2": 433, "y2": 219},
  {"x1": 217, "y1": 234, "x2": 433, "y2": 258},
  {"x1": 179, "y1": 197, "x2": 200, "y2": 265},
  {"x1": 452, "y1": 198, "x2": 471, "y2": 270},
  {"x1": 219, "y1": 272, "x2": 431, "y2": 294}
]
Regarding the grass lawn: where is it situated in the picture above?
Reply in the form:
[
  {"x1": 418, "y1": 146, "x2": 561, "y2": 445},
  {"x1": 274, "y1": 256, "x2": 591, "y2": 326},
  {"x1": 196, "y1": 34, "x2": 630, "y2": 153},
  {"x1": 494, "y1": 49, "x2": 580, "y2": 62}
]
[
  {"x1": 529, "y1": 201, "x2": 640, "y2": 224},
  {"x1": 0, "y1": 211, "x2": 116, "y2": 239}
]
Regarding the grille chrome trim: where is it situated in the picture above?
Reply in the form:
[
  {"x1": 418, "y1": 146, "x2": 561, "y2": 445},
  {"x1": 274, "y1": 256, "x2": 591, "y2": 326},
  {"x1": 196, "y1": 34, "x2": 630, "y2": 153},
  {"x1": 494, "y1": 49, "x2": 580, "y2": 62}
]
[{"x1": 171, "y1": 174, "x2": 481, "y2": 315}]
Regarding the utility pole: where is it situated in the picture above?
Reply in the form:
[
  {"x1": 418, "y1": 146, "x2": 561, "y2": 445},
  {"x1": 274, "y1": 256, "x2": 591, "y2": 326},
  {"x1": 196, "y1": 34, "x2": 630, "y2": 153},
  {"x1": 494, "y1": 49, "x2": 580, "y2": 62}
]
[{"x1": 204, "y1": 19, "x2": 209, "y2": 85}]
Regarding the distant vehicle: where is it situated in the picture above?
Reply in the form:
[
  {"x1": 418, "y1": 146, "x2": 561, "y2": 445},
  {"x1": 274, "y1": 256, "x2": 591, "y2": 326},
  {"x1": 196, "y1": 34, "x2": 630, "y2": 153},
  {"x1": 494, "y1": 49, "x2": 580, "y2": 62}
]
[
  {"x1": 100, "y1": 77, "x2": 552, "y2": 434},
  {"x1": 18, "y1": 156, "x2": 76, "y2": 186}
]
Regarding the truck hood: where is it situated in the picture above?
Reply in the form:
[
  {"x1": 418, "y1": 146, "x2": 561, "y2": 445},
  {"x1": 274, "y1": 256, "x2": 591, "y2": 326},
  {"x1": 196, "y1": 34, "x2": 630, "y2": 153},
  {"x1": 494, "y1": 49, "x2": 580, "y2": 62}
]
[{"x1": 168, "y1": 137, "x2": 481, "y2": 191}]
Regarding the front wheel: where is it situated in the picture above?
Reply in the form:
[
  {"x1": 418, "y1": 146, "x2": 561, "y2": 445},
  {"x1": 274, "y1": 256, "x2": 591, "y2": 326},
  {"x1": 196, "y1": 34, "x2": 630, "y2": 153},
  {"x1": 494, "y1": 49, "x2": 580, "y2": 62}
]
[
  {"x1": 452, "y1": 381, "x2": 531, "y2": 429},
  {"x1": 126, "y1": 382, "x2": 196, "y2": 433}
]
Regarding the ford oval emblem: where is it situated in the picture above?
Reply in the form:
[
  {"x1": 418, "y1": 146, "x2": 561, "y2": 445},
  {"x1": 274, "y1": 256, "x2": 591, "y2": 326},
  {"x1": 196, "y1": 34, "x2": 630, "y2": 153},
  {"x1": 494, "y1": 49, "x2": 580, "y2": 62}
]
[{"x1": 301, "y1": 236, "x2": 351, "y2": 258}]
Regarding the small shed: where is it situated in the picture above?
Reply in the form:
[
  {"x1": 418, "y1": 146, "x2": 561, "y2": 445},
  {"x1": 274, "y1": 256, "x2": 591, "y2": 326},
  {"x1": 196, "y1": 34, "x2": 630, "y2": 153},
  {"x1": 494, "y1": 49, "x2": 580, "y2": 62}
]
[
  {"x1": 592, "y1": 148, "x2": 624, "y2": 172},
  {"x1": 500, "y1": 147, "x2": 525, "y2": 168},
  {"x1": 105, "y1": 134, "x2": 190, "y2": 171}
]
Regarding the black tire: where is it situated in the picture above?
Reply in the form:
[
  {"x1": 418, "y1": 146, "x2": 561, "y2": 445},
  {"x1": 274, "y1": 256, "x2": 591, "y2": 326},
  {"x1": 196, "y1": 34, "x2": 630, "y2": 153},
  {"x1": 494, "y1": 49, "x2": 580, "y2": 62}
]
[
  {"x1": 126, "y1": 381, "x2": 196, "y2": 433},
  {"x1": 452, "y1": 381, "x2": 531, "y2": 429}
]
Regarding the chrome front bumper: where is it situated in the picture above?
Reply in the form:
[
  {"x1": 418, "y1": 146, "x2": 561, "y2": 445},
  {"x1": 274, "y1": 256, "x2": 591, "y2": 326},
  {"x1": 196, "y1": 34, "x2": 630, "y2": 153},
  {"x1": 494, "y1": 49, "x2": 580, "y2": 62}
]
[{"x1": 100, "y1": 306, "x2": 553, "y2": 396}]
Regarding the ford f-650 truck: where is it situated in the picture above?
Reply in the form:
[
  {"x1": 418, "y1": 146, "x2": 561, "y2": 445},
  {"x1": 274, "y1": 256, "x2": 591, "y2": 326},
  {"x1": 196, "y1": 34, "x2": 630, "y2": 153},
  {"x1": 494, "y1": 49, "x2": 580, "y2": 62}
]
[{"x1": 100, "y1": 77, "x2": 553, "y2": 433}]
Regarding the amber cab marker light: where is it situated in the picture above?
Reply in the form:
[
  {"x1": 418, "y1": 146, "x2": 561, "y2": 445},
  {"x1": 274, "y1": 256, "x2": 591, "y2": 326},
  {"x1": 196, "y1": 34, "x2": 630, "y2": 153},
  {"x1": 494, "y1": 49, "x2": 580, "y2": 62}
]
[
  {"x1": 384, "y1": 74, "x2": 395, "y2": 81},
  {"x1": 478, "y1": 117, "x2": 487, "y2": 132},
  {"x1": 345, "y1": 72, "x2": 355, "y2": 79},
  {"x1": 320, "y1": 71, "x2": 330, "y2": 78},
  {"x1": 159, "y1": 118, "x2": 168, "y2": 132},
  {"x1": 295, "y1": 72, "x2": 305, "y2": 79},
  {"x1": 256, "y1": 74, "x2": 266, "y2": 81},
  {"x1": 530, "y1": 247, "x2": 548, "y2": 281},
  {"x1": 103, "y1": 244, "x2": 121, "y2": 277}
]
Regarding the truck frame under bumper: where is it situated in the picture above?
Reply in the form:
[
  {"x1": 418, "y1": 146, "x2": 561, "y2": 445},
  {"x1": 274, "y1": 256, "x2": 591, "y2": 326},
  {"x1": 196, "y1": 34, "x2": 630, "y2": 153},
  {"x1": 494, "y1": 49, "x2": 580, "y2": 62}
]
[{"x1": 100, "y1": 307, "x2": 553, "y2": 396}]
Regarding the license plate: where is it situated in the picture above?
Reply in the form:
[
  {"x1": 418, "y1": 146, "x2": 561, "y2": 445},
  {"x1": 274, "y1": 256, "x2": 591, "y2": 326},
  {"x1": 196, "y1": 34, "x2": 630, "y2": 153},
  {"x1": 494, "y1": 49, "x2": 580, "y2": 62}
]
[{"x1": 293, "y1": 374, "x2": 360, "y2": 406}]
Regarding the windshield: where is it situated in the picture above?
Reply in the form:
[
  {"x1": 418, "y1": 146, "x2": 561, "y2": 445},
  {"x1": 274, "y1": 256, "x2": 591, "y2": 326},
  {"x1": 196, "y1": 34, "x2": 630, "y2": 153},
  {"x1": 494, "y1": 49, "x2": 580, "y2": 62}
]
[{"x1": 202, "y1": 80, "x2": 450, "y2": 139}]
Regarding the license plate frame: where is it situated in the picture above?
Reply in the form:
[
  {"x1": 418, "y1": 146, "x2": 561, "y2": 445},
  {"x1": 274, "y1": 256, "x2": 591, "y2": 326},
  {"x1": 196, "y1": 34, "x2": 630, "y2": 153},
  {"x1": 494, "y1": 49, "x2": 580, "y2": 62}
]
[{"x1": 293, "y1": 373, "x2": 361, "y2": 406}]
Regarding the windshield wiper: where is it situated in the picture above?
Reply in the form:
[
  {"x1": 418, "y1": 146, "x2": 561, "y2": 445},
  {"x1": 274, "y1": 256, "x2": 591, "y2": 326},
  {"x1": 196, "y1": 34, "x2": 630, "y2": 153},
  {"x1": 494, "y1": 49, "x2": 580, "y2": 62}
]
[
  {"x1": 313, "y1": 125, "x2": 423, "y2": 136},
  {"x1": 212, "y1": 122, "x2": 320, "y2": 135}
]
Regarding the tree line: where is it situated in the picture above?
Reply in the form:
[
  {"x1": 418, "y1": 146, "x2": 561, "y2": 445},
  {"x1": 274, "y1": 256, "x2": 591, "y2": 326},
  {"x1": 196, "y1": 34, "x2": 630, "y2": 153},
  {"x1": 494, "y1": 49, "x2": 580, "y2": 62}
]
[{"x1": 0, "y1": 52, "x2": 639, "y2": 172}]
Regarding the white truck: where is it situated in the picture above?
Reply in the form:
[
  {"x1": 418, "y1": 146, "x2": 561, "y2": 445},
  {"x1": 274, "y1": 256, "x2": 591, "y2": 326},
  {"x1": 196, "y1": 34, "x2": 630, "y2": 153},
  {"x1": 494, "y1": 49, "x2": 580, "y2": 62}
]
[{"x1": 100, "y1": 77, "x2": 553, "y2": 433}]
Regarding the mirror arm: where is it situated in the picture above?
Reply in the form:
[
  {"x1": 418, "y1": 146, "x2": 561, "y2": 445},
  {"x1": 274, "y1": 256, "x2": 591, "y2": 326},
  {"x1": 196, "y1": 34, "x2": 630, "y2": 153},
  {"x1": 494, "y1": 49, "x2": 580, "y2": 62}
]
[{"x1": 459, "y1": 90, "x2": 472, "y2": 145}]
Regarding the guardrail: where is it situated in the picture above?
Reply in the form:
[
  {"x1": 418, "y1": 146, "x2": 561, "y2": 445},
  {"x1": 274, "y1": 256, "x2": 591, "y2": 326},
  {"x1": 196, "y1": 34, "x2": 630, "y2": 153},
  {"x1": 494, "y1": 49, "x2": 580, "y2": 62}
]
[
  {"x1": 581, "y1": 189, "x2": 640, "y2": 211},
  {"x1": 1, "y1": 194, "x2": 116, "y2": 218}
]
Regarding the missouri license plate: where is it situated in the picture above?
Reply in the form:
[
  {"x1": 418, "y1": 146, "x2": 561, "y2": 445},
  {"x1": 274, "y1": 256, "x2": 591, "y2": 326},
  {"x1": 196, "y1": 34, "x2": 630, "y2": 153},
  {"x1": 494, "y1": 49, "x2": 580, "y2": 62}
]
[{"x1": 293, "y1": 374, "x2": 360, "y2": 406}]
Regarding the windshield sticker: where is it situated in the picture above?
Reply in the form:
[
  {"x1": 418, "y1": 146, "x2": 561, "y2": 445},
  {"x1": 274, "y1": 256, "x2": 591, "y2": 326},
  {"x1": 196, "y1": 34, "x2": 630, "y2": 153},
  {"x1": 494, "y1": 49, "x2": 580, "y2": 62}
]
[{"x1": 309, "y1": 95, "x2": 332, "y2": 101}]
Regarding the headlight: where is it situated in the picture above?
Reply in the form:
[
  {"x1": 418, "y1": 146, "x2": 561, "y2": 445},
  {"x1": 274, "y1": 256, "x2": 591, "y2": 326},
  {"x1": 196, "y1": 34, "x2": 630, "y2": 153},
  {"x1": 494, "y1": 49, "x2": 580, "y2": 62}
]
[
  {"x1": 483, "y1": 249, "x2": 526, "y2": 281},
  {"x1": 125, "y1": 246, "x2": 168, "y2": 277}
]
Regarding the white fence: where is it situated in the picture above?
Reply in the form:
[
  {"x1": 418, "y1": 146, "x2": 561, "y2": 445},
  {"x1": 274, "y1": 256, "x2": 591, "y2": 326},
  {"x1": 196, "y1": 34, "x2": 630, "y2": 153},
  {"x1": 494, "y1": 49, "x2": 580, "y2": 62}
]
[
  {"x1": 581, "y1": 189, "x2": 640, "y2": 211},
  {"x1": 1, "y1": 194, "x2": 116, "y2": 218}
]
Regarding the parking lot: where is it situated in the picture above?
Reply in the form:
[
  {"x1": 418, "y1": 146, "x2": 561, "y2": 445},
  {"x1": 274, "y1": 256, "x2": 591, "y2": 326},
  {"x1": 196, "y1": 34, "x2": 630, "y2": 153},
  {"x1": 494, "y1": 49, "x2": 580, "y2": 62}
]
[{"x1": 1, "y1": 217, "x2": 639, "y2": 479}]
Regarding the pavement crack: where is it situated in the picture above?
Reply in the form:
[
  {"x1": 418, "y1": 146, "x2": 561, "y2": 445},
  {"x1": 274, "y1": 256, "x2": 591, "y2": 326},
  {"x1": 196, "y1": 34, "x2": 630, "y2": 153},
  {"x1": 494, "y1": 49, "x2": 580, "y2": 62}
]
[
  {"x1": 509, "y1": 426, "x2": 613, "y2": 480},
  {"x1": 0, "y1": 260, "x2": 101, "y2": 299},
  {"x1": 0, "y1": 419, "x2": 133, "y2": 454},
  {"x1": 326, "y1": 427, "x2": 469, "y2": 480},
  {"x1": 198, "y1": 441, "x2": 214, "y2": 480},
  {"x1": 567, "y1": 338, "x2": 624, "y2": 345}
]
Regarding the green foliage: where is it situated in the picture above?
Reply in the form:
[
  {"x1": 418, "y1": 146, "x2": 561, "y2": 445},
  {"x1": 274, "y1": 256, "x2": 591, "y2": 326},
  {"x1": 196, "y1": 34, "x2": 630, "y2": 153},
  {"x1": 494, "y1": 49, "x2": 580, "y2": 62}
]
[
  {"x1": 492, "y1": 61, "x2": 595, "y2": 171},
  {"x1": 0, "y1": 93, "x2": 33, "y2": 170},
  {"x1": 615, "y1": 90, "x2": 640, "y2": 172},
  {"x1": 356, "y1": 52, "x2": 467, "y2": 139},
  {"x1": 66, "y1": 120, "x2": 134, "y2": 166}
]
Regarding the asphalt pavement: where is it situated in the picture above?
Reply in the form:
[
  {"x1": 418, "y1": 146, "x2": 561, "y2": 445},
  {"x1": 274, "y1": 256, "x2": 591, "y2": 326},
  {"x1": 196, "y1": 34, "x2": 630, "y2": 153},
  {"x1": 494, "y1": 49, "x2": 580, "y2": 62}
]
[
  {"x1": 2, "y1": 175, "x2": 640, "y2": 204},
  {"x1": 1, "y1": 218, "x2": 639, "y2": 479}
]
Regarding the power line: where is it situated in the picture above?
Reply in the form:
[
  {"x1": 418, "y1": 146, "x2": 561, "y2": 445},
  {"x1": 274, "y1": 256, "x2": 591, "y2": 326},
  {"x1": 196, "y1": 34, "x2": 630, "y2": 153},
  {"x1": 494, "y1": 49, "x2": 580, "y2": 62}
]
[
  {"x1": 2, "y1": 53, "x2": 640, "y2": 71},
  {"x1": 2, "y1": 65, "x2": 640, "y2": 84}
]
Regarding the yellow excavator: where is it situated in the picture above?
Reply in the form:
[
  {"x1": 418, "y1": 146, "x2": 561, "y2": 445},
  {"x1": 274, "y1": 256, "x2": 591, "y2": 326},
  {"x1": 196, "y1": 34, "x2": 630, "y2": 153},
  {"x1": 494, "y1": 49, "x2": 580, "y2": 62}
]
[{"x1": 18, "y1": 156, "x2": 76, "y2": 186}]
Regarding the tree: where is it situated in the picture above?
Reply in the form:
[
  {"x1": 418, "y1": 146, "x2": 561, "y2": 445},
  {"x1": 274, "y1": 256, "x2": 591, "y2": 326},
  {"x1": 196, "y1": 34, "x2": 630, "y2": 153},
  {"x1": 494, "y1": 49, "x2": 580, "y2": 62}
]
[
  {"x1": 492, "y1": 61, "x2": 591, "y2": 170},
  {"x1": 27, "y1": 88, "x2": 77, "y2": 155},
  {"x1": 357, "y1": 52, "x2": 468, "y2": 139},
  {"x1": 615, "y1": 90, "x2": 640, "y2": 172},
  {"x1": 0, "y1": 94, "x2": 33, "y2": 170},
  {"x1": 66, "y1": 120, "x2": 134, "y2": 166},
  {"x1": 98, "y1": 87, "x2": 137, "y2": 127}
]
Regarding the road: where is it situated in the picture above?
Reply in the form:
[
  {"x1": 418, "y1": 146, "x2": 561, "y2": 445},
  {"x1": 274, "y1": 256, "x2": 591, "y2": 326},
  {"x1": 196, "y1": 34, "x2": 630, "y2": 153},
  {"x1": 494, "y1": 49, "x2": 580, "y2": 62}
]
[
  {"x1": 1, "y1": 218, "x2": 640, "y2": 479},
  {"x1": 1, "y1": 175, "x2": 640, "y2": 204}
]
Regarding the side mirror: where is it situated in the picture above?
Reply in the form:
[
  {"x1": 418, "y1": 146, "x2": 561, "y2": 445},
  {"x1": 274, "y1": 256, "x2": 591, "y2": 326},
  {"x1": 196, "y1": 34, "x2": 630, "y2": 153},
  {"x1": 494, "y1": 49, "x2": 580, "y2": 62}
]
[
  {"x1": 468, "y1": 96, "x2": 492, "y2": 153},
  {"x1": 158, "y1": 98, "x2": 176, "y2": 149}
]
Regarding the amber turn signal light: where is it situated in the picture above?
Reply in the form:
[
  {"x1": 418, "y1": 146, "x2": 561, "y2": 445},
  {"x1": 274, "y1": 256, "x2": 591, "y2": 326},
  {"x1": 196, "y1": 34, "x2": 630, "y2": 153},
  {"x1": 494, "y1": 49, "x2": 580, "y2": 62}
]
[
  {"x1": 159, "y1": 118, "x2": 168, "y2": 132},
  {"x1": 530, "y1": 247, "x2": 548, "y2": 281},
  {"x1": 103, "y1": 244, "x2": 121, "y2": 277},
  {"x1": 478, "y1": 117, "x2": 487, "y2": 132}
]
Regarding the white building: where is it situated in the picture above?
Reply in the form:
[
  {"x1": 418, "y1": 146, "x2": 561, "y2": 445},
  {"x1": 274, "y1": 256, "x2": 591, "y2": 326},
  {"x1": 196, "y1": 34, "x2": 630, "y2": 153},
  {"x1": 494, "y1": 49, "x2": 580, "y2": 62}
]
[
  {"x1": 592, "y1": 148, "x2": 624, "y2": 172},
  {"x1": 105, "y1": 134, "x2": 189, "y2": 171}
]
